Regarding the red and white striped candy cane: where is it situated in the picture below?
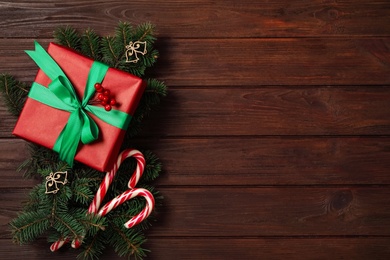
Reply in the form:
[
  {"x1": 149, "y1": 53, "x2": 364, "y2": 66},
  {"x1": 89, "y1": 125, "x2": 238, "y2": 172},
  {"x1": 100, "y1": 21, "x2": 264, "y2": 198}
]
[
  {"x1": 89, "y1": 149, "x2": 146, "y2": 214},
  {"x1": 50, "y1": 149, "x2": 151, "y2": 252},
  {"x1": 97, "y1": 187, "x2": 155, "y2": 228},
  {"x1": 50, "y1": 238, "x2": 68, "y2": 252}
]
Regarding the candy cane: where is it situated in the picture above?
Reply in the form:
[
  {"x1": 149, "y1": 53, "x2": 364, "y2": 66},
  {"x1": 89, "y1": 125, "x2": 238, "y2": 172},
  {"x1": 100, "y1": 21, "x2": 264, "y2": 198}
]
[
  {"x1": 50, "y1": 238, "x2": 68, "y2": 252},
  {"x1": 50, "y1": 149, "x2": 151, "y2": 251},
  {"x1": 97, "y1": 188, "x2": 155, "y2": 228},
  {"x1": 89, "y1": 149, "x2": 145, "y2": 214}
]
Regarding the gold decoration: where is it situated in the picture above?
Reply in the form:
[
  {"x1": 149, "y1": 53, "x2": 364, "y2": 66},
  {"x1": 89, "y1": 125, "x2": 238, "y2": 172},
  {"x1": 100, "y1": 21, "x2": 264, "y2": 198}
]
[
  {"x1": 45, "y1": 171, "x2": 68, "y2": 194},
  {"x1": 125, "y1": 41, "x2": 147, "y2": 63}
]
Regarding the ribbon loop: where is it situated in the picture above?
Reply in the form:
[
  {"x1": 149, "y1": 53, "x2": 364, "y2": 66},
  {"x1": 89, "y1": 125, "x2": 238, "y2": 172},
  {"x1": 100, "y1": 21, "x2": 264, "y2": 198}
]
[
  {"x1": 49, "y1": 76, "x2": 80, "y2": 109},
  {"x1": 26, "y1": 41, "x2": 132, "y2": 167},
  {"x1": 53, "y1": 109, "x2": 84, "y2": 163},
  {"x1": 80, "y1": 111, "x2": 99, "y2": 144}
]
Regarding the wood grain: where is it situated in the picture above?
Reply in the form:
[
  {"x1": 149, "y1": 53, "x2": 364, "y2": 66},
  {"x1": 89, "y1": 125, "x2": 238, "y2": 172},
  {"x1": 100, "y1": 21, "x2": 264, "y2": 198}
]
[
  {"x1": 145, "y1": 237, "x2": 390, "y2": 260},
  {"x1": 0, "y1": 139, "x2": 33, "y2": 188},
  {"x1": 114, "y1": 187, "x2": 390, "y2": 237},
  {"x1": 1, "y1": 38, "x2": 390, "y2": 86},
  {"x1": 0, "y1": 86, "x2": 390, "y2": 137},
  {"x1": 0, "y1": 1, "x2": 390, "y2": 38},
  {"x1": 139, "y1": 87, "x2": 390, "y2": 136},
  {"x1": 2, "y1": 137, "x2": 390, "y2": 188},
  {"x1": 3, "y1": 87, "x2": 390, "y2": 137},
  {"x1": 0, "y1": 0, "x2": 389, "y2": 259},
  {"x1": 1, "y1": 187, "x2": 390, "y2": 237},
  {"x1": 1, "y1": 237, "x2": 389, "y2": 259}
]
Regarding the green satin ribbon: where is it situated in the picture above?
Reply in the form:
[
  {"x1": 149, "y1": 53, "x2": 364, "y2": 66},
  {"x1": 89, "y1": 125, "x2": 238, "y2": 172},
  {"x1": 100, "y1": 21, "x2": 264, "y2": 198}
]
[{"x1": 26, "y1": 41, "x2": 131, "y2": 167}]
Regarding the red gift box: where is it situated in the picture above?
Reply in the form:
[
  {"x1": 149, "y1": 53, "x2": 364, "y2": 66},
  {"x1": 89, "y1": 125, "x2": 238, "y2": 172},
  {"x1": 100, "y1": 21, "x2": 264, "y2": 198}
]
[{"x1": 13, "y1": 42, "x2": 146, "y2": 172}]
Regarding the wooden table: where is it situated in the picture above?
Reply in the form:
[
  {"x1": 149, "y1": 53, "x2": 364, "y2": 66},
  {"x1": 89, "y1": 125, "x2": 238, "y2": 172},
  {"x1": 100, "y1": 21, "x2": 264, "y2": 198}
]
[{"x1": 1, "y1": 1, "x2": 390, "y2": 259}]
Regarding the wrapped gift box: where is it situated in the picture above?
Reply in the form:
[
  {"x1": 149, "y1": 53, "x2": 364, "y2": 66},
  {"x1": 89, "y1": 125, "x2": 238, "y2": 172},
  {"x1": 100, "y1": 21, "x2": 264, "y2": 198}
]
[{"x1": 13, "y1": 42, "x2": 146, "y2": 172}]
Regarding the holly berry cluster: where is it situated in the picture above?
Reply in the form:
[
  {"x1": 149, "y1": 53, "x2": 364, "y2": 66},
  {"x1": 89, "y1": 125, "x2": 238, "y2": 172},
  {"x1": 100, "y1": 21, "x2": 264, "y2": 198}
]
[{"x1": 94, "y1": 83, "x2": 117, "y2": 111}]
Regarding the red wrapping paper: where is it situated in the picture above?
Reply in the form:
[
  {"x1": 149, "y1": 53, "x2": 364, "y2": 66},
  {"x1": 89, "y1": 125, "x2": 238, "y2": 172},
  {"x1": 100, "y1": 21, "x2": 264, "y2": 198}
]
[{"x1": 13, "y1": 42, "x2": 146, "y2": 172}]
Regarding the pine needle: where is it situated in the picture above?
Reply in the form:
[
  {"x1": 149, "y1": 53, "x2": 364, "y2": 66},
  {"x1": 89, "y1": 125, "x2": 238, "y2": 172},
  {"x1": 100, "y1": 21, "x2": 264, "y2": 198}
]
[
  {"x1": 54, "y1": 26, "x2": 81, "y2": 51},
  {"x1": 10, "y1": 211, "x2": 51, "y2": 244},
  {"x1": 81, "y1": 28, "x2": 102, "y2": 61},
  {"x1": 101, "y1": 36, "x2": 119, "y2": 67},
  {"x1": 0, "y1": 74, "x2": 29, "y2": 116}
]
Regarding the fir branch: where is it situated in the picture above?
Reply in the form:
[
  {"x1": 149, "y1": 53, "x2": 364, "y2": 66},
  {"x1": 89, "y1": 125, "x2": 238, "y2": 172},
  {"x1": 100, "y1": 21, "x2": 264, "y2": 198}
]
[
  {"x1": 72, "y1": 178, "x2": 95, "y2": 205},
  {"x1": 23, "y1": 185, "x2": 44, "y2": 212},
  {"x1": 113, "y1": 22, "x2": 158, "y2": 74},
  {"x1": 113, "y1": 22, "x2": 136, "y2": 68},
  {"x1": 52, "y1": 212, "x2": 85, "y2": 240},
  {"x1": 116, "y1": 21, "x2": 133, "y2": 47},
  {"x1": 18, "y1": 144, "x2": 61, "y2": 178},
  {"x1": 37, "y1": 161, "x2": 69, "y2": 178},
  {"x1": 101, "y1": 36, "x2": 119, "y2": 67},
  {"x1": 141, "y1": 150, "x2": 162, "y2": 183},
  {"x1": 81, "y1": 214, "x2": 106, "y2": 237},
  {"x1": 73, "y1": 185, "x2": 93, "y2": 205},
  {"x1": 135, "y1": 22, "x2": 156, "y2": 43},
  {"x1": 0, "y1": 74, "x2": 29, "y2": 116},
  {"x1": 78, "y1": 232, "x2": 106, "y2": 260},
  {"x1": 122, "y1": 64, "x2": 146, "y2": 77},
  {"x1": 124, "y1": 79, "x2": 167, "y2": 138},
  {"x1": 132, "y1": 22, "x2": 157, "y2": 70},
  {"x1": 144, "y1": 78, "x2": 167, "y2": 102},
  {"x1": 54, "y1": 26, "x2": 81, "y2": 51},
  {"x1": 106, "y1": 219, "x2": 147, "y2": 258},
  {"x1": 140, "y1": 49, "x2": 159, "y2": 68},
  {"x1": 10, "y1": 211, "x2": 51, "y2": 244},
  {"x1": 81, "y1": 28, "x2": 102, "y2": 61}
]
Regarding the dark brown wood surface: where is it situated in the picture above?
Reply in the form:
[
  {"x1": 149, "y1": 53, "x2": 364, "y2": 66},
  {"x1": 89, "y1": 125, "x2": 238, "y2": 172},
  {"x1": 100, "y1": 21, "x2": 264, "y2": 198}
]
[{"x1": 0, "y1": 1, "x2": 389, "y2": 259}]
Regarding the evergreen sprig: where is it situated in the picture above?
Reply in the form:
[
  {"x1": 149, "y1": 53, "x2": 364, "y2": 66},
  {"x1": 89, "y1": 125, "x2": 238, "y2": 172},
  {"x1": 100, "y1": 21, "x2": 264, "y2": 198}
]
[
  {"x1": 81, "y1": 28, "x2": 102, "y2": 61},
  {"x1": 54, "y1": 25, "x2": 81, "y2": 51},
  {"x1": 0, "y1": 74, "x2": 30, "y2": 116},
  {"x1": 3, "y1": 22, "x2": 166, "y2": 259}
]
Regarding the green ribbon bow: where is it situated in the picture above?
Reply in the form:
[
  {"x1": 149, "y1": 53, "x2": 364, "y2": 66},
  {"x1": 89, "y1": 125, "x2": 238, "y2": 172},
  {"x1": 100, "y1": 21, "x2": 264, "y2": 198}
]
[{"x1": 26, "y1": 41, "x2": 131, "y2": 167}]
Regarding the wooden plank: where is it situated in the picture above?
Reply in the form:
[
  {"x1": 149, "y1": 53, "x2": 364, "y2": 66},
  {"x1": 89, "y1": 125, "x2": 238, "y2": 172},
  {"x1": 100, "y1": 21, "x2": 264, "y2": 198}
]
[
  {"x1": 0, "y1": 237, "x2": 389, "y2": 259},
  {"x1": 140, "y1": 87, "x2": 390, "y2": 136},
  {"x1": 0, "y1": 1, "x2": 390, "y2": 38},
  {"x1": 150, "y1": 187, "x2": 390, "y2": 237},
  {"x1": 145, "y1": 238, "x2": 390, "y2": 259},
  {"x1": 0, "y1": 105, "x2": 16, "y2": 138},
  {"x1": 1, "y1": 187, "x2": 390, "y2": 236},
  {"x1": 1, "y1": 38, "x2": 390, "y2": 86},
  {"x1": 154, "y1": 38, "x2": 390, "y2": 86},
  {"x1": 2, "y1": 87, "x2": 390, "y2": 137},
  {"x1": 139, "y1": 137, "x2": 390, "y2": 186},
  {"x1": 1, "y1": 137, "x2": 390, "y2": 187},
  {"x1": 0, "y1": 139, "x2": 34, "y2": 188}
]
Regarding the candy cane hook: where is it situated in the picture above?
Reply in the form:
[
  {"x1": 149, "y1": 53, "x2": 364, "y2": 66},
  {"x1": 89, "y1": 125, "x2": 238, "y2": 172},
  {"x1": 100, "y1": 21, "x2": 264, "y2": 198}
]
[
  {"x1": 88, "y1": 149, "x2": 145, "y2": 214},
  {"x1": 97, "y1": 187, "x2": 155, "y2": 228}
]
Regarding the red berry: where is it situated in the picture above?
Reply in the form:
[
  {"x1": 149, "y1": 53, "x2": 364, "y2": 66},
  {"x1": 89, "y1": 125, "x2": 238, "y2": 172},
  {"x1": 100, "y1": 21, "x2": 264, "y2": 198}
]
[
  {"x1": 96, "y1": 87, "x2": 104, "y2": 93},
  {"x1": 94, "y1": 83, "x2": 102, "y2": 90},
  {"x1": 102, "y1": 96, "x2": 109, "y2": 102},
  {"x1": 104, "y1": 104, "x2": 112, "y2": 111},
  {"x1": 101, "y1": 100, "x2": 107, "y2": 105},
  {"x1": 97, "y1": 94, "x2": 104, "y2": 100},
  {"x1": 110, "y1": 99, "x2": 116, "y2": 106},
  {"x1": 103, "y1": 89, "x2": 110, "y2": 96}
]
